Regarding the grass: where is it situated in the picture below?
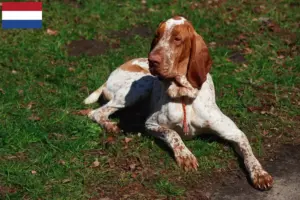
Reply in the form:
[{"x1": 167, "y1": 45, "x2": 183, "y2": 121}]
[{"x1": 0, "y1": 0, "x2": 299, "y2": 199}]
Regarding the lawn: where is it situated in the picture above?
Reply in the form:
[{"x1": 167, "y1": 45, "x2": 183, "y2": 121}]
[{"x1": 0, "y1": 0, "x2": 299, "y2": 199}]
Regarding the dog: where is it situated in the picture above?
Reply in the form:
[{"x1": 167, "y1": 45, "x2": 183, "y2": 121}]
[{"x1": 84, "y1": 16, "x2": 273, "y2": 190}]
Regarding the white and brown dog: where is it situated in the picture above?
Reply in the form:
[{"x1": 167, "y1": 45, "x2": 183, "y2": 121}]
[{"x1": 84, "y1": 16, "x2": 273, "y2": 190}]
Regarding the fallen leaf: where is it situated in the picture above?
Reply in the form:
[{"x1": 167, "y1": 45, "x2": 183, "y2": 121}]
[
  {"x1": 46, "y1": 28, "x2": 58, "y2": 36},
  {"x1": 129, "y1": 163, "x2": 136, "y2": 170},
  {"x1": 48, "y1": 132, "x2": 64, "y2": 139},
  {"x1": 11, "y1": 70, "x2": 17, "y2": 74},
  {"x1": 18, "y1": 90, "x2": 24, "y2": 96},
  {"x1": 244, "y1": 47, "x2": 253, "y2": 54},
  {"x1": 68, "y1": 67, "x2": 75, "y2": 72},
  {"x1": 124, "y1": 137, "x2": 133, "y2": 143},
  {"x1": 31, "y1": 170, "x2": 37, "y2": 175},
  {"x1": 262, "y1": 130, "x2": 269, "y2": 136},
  {"x1": 62, "y1": 178, "x2": 71, "y2": 183},
  {"x1": 28, "y1": 114, "x2": 41, "y2": 121},
  {"x1": 0, "y1": 88, "x2": 4, "y2": 94},
  {"x1": 91, "y1": 158, "x2": 100, "y2": 167},
  {"x1": 106, "y1": 136, "x2": 115, "y2": 144},
  {"x1": 27, "y1": 101, "x2": 35, "y2": 109},
  {"x1": 73, "y1": 109, "x2": 91, "y2": 116},
  {"x1": 208, "y1": 42, "x2": 217, "y2": 48},
  {"x1": 247, "y1": 106, "x2": 262, "y2": 112},
  {"x1": 131, "y1": 172, "x2": 137, "y2": 178},
  {"x1": 58, "y1": 159, "x2": 66, "y2": 165}
]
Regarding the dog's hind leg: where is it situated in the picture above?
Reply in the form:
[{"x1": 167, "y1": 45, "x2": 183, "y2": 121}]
[{"x1": 88, "y1": 103, "x2": 121, "y2": 133}]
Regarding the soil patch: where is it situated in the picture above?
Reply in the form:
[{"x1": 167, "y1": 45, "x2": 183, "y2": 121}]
[
  {"x1": 67, "y1": 40, "x2": 119, "y2": 56},
  {"x1": 211, "y1": 144, "x2": 300, "y2": 200}
]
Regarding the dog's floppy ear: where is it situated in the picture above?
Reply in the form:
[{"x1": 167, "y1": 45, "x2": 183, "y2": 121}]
[{"x1": 187, "y1": 33, "x2": 212, "y2": 89}]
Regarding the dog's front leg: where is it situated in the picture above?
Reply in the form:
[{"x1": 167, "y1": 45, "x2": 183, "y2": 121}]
[
  {"x1": 145, "y1": 122, "x2": 198, "y2": 171},
  {"x1": 208, "y1": 109, "x2": 273, "y2": 190}
]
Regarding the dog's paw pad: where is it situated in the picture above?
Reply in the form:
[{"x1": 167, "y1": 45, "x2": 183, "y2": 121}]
[{"x1": 253, "y1": 170, "x2": 273, "y2": 190}]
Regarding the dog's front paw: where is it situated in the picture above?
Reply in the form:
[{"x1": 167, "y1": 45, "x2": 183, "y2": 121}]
[
  {"x1": 175, "y1": 149, "x2": 199, "y2": 171},
  {"x1": 103, "y1": 122, "x2": 121, "y2": 133},
  {"x1": 252, "y1": 169, "x2": 273, "y2": 190},
  {"x1": 178, "y1": 87, "x2": 198, "y2": 99}
]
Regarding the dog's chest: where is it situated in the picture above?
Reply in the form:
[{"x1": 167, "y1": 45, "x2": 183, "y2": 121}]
[{"x1": 157, "y1": 100, "x2": 196, "y2": 136}]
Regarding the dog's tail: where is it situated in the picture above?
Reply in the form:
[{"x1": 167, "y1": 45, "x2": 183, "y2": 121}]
[{"x1": 84, "y1": 83, "x2": 106, "y2": 104}]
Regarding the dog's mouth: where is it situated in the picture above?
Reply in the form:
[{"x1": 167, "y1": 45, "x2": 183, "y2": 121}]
[{"x1": 149, "y1": 64, "x2": 173, "y2": 81}]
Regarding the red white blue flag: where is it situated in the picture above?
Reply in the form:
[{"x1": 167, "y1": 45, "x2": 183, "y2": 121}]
[{"x1": 2, "y1": 2, "x2": 42, "y2": 29}]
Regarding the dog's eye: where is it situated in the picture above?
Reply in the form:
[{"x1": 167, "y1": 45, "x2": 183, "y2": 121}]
[{"x1": 174, "y1": 37, "x2": 181, "y2": 41}]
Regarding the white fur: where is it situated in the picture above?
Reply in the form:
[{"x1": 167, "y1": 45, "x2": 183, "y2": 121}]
[
  {"x1": 165, "y1": 17, "x2": 185, "y2": 29},
  {"x1": 84, "y1": 84, "x2": 105, "y2": 104}
]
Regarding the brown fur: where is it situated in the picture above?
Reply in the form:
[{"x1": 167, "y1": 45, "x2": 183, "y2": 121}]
[
  {"x1": 187, "y1": 33, "x2": 212, "y2": 89},
  {"x1": 120, "y1": 63, "x2": 149, "y2": 74}
]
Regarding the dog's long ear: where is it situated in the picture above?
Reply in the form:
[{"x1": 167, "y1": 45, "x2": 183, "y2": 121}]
[{"x1": 187, "y1": 33, "x2": 212, "y2": 89}]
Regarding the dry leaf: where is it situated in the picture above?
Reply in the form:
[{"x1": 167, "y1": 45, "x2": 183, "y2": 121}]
[
  {"x1": 244, "y1": 47, "x2": 253, "y2": 54},
  {"x1": 129, "y1": 163, "x2": 136, "y2": 170},
  {"x1": 46, "y1": 28, "x2": 58, "y2": 36},
  {"x1": 124, "y1": 137, "x2": 133, "y2": 143},
  {"x1": 0, "y1": 88, "x2": 4, "y2": 94},
  {"x1": 62, "y1": 178, "x2": 71, "y2": 183},
  {"x1": 68, "y1": 67, "x2": 75, "y2": 72},
  {"x1": 106, "y1": 136, "x2": 115, "y2": 143},
  {"x1": 73, "y1": 109, "x2": 91, "y2": 116},
  {"x1": 28, "y1": 114, "x2": 41, "y2": 121},
  {"x1": 18, "y1": 90, "x2": 24, "y2": 96},
  {"x1": 11, "y1": 70, "x2": 17, "y2": 74},
  {"x1": 91, "y1": 158, "x2": 100, "y2": 167},
  {"x1": 27, "y1": 101, "x2": 35, "y2": 109},
  {"x1": 31, "y1": 170, "x2": 37, "y2": 175},
  {"x1": 262, "y1": 130, "x2": 269, "y2": 136},
  {"x1": 58, "y1": 159, "x2": 66, "y2": 165},
  {"x1": 131, "y1": 172, "x2": 137, "y2": 179}
]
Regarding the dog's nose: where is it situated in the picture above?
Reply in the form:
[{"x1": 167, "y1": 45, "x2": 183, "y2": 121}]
[{"x1": 148, "y1": 53, "x2": 162, "y2": 67}]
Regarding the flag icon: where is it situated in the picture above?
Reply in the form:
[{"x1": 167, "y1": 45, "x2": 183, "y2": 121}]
[{"x1": 2, "y1": 2, "x2": 42, "y2": 29}]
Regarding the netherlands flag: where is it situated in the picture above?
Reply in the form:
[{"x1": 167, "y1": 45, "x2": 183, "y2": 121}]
[{"x1": 2, "y1": 2, "x2": 42, "y2": 29}]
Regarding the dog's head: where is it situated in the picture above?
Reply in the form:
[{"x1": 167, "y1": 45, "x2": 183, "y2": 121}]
[{"x1": 148, "y1": 16, "x2": 212, "y2": 89}]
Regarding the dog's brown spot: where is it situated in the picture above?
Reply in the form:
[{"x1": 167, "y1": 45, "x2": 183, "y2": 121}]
[{"x1": 120, "y1": 63, "x2": 149, "y2": 74}]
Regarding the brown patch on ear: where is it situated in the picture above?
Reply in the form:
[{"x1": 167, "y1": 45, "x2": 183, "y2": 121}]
[
  {"x1": 187, "y1": 33, "x2": 212, "y2": 89},
  {"x1": 120, "y1": 63, "x2": 149, "y2": 74}
]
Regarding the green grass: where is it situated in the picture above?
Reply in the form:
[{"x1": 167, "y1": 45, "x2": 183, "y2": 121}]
[{"x1": 0, "y1": 0, "x2": 299, "y2": 199}]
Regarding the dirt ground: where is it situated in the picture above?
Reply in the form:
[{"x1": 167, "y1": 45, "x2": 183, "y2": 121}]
[{"x1": 211, "y1": 144, "x2": 300, "y2": 200}]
